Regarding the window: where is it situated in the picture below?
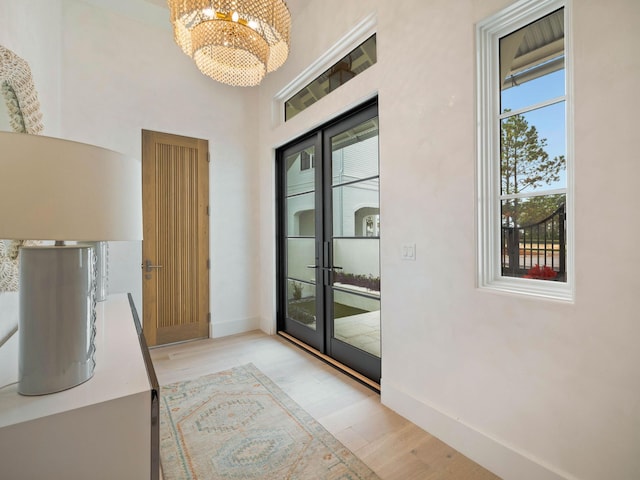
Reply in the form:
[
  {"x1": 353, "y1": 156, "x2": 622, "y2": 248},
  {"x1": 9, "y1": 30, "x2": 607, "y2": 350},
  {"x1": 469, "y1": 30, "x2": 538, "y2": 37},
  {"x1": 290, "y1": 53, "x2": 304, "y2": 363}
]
[
  {"x1": 477, "y1": 0, "x2": 572, "y2": 300},
  {"x1": 300, "y1": 150, "x2": 315, "y2": 171},
  {"x1": 285, "y1": 34, "x2": 377, "y2": 121}
]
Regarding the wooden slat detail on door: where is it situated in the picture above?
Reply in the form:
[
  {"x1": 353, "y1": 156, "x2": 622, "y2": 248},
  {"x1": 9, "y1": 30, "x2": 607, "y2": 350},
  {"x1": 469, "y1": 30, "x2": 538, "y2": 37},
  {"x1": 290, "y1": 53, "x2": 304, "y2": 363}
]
[
  {"x1": 155, "y1": 143, "x2": 199, "y2": 329},
  {"x1": 142, "y1": 129, "x2": 209, "y2": 346}
]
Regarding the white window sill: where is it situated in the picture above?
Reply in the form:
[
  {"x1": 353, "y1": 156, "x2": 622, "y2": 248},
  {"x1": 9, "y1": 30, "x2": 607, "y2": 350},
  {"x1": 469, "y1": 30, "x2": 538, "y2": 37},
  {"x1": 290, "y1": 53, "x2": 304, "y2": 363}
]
[{"x1": 481, "y1": 277, "x2": 574, "y2": 303}]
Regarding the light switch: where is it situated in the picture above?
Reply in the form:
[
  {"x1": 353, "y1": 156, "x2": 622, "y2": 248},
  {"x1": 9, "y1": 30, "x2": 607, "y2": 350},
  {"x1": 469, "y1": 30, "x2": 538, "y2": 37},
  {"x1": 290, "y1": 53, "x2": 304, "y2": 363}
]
[{"x1": 401, "y1": 243, "x2": 416, "y2": 261}]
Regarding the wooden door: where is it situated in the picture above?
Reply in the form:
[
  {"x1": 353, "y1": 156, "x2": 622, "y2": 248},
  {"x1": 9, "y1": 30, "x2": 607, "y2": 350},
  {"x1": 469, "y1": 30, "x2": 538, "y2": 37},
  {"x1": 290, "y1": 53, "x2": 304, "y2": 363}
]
[{"x1": 142, "y1": 130, "x2": 209, "y2": 346}]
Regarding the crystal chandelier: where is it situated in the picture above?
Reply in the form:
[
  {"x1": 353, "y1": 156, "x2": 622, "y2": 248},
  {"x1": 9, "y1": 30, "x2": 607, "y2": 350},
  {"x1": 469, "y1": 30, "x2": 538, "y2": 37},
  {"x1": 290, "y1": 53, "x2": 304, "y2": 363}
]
[{"x1": 168, "y1": 0, "x2": 291, "y2": 87}]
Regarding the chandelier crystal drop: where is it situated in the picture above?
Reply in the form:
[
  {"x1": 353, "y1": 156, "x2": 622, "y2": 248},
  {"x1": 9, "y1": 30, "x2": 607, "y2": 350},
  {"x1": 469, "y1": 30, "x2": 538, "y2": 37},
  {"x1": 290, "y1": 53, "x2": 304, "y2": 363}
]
[{"x1": 168, "y1": 0, "x2": 291, "y2": 87}]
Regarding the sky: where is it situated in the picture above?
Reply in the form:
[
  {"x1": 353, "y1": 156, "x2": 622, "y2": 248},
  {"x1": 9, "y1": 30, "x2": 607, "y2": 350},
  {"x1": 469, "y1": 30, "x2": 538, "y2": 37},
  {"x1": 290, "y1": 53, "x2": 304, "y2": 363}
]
[{"x1": 501, "y1": 68, "x2": 567, "y2": 192}]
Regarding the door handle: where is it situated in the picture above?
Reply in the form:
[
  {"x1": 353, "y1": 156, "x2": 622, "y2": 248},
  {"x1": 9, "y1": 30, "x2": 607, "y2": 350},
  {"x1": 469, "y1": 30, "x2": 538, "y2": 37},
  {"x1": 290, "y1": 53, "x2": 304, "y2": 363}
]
[
  {"x1": 144, "y1": 260, "x2": 163, "y2": 272},
  {"x1": 306, "y1": 265, "x2": 319, "y2": 269}
]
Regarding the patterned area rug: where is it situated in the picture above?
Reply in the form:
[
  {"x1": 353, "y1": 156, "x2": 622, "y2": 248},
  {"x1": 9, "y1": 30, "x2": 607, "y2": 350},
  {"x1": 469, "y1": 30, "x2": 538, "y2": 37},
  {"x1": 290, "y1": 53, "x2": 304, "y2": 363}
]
[{"x1": 160, "y1": 363, "x2": 380, "y2": 480}]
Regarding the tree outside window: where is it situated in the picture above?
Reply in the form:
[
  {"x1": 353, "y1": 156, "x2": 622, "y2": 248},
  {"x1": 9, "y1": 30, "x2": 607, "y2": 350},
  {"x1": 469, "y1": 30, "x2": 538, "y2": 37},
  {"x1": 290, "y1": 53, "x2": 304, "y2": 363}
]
[{"x1": 498, "y1": 7, "x2": 567, "y2": 282}]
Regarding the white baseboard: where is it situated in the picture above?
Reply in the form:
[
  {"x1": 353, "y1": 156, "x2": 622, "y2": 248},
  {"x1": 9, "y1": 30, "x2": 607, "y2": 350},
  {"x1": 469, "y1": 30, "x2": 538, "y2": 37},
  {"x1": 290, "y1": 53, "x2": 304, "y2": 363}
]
[
  {"x1": 381, "y1": 381, "x2": 574, "y2": 480},
  {"x1": 210, "y1": 317, "x2": 260, "y2": 339}
]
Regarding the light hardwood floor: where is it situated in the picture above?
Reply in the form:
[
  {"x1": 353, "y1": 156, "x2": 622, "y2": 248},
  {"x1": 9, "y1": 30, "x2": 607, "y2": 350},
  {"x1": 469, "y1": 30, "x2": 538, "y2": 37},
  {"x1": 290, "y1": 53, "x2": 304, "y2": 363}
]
[{"x1": 150, "y1": 331, "x2": 500, "y2": 480}]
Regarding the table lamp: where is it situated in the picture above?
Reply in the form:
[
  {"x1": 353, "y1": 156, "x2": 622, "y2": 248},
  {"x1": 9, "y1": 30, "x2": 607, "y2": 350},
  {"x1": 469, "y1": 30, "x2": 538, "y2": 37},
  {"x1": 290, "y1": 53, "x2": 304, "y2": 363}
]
[{"x1": 0, "y1": 131, "x2": 142, "y2": 395}]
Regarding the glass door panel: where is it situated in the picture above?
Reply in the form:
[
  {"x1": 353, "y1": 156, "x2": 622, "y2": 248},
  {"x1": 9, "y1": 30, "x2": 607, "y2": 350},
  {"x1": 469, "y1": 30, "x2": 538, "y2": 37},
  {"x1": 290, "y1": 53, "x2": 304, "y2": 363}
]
[
  {"x1": 281, "y1": 138, "x2": 323, "y2": 350},
  {"x1": 331, "y1": 118, "x2": 379, "y2": 183},
  {"x1": 332, "y1": 179, "x2": 379, "y2": 236},
  {"x1": 286, "y1": 193, "x2": 315, "y2": 236},
  {"x1": 286, "y1": 238, "x2": 315, "y2": 280},
  {"x1": 277, "y1": 100, "x2": 380, "y2": 382},
  {"x1": 326, "y1": 104, "x2": 380, "y2": 381},
  {"x1": 287, "y1": 279, "x2": 317, "y2": 330},
  {"x1": 333, "y1": 238, "x2": 380, "y2": 294},
  {"x1": 286, "y1": 146, "x2": 316, "y2": 195},
  {"x1": 333, "y1": 290, "x2": 380, "y2": 357},
  {"x1": 286, "y1": 238, "x2": 316, "y2": 330}
]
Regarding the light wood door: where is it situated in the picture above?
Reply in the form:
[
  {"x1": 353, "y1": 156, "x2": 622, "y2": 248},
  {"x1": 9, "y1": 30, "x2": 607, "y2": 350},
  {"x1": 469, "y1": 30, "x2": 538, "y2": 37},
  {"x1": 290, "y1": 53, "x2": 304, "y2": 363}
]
[{"x1": 142, "y1": 130, "x2": 209, "y2": 346}]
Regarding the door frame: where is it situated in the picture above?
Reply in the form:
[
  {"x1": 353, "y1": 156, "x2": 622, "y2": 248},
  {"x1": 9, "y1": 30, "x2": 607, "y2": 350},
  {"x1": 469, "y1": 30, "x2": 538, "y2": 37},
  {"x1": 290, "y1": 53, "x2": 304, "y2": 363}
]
[{"x1": 276, "y1": 98, "x2": 380, "y2": 382}]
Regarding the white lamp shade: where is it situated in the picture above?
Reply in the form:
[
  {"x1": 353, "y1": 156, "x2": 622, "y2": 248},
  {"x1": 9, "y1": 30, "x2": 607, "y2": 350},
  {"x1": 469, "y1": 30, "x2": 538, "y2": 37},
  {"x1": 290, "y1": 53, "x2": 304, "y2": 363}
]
[{"x1": 0, "y1": 132, "x2": 142, "y2": 241}]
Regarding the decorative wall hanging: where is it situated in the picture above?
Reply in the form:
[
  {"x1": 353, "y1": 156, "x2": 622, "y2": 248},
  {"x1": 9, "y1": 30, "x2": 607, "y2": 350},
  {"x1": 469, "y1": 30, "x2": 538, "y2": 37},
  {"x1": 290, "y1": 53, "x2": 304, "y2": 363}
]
[{"x1": 0, "y1": 45, "x2": 44, "y2": 293}]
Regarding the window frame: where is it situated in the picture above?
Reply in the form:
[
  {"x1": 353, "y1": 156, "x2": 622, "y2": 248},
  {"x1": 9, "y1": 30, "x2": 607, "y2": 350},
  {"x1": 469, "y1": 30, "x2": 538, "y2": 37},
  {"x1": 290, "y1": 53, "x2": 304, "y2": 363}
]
[
  {"x1": 476, "y1": 0, "x2": 574, "y2": 301},
  {"x1": 300, "y1": 150, "x2": 315, "y2": 171},
  {"x1": 273, "y1": 13, "x2": 377, "y2": 126},
  {"x1": 284, "y1": 34, "x2": 377, "y2": 122}
]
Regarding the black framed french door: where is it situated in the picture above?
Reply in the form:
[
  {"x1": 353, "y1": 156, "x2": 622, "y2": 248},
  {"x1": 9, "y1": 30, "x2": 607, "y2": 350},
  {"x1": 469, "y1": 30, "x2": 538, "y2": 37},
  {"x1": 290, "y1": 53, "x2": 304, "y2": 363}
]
[{"x1": 277, "y1": 100, "x2": 380, "y2": 383}]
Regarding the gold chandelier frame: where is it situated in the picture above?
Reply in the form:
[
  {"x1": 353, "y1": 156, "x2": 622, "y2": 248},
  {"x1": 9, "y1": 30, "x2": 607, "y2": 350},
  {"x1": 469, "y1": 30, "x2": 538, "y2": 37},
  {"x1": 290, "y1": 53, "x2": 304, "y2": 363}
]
[{"x1": 168, "y1": 0, "x2": 291, "y2": 86}]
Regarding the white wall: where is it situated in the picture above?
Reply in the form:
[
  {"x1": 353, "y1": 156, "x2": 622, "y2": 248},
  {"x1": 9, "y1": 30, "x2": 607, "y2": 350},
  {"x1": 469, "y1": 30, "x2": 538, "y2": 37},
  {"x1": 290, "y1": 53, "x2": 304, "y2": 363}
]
[
  {"x1": 0, "y1": 0, "x2": 63, "y2": 136},
  {"x1": 258, "y1": 1, "x2": 640, "y2": 479},
  {"x1": 56, "y1": 0, "x2": 262, "y2": 336},
  {"x1": 2, "y1": 1, "x2": 639, "y2": 479},
  {"x1": 1, "y1": 0, "x2": 262, "y2": 338}
]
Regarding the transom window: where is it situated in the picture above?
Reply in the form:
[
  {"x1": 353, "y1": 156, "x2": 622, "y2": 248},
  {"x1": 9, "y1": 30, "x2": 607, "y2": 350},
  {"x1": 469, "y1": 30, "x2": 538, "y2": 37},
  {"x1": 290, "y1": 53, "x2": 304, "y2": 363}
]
[
  {"x1": 477, "y1": 0, "x2": 573, "y2": 300},
  {"x1": 285, "y1": 34, "x2": 377, "y2": 121}
]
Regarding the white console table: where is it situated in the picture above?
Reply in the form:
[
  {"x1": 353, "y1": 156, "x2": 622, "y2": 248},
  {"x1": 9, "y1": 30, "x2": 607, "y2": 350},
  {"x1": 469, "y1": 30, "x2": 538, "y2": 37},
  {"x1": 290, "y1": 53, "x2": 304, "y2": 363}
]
[{"x1": 0, "y1": 294, "x2": 158, "y2": 480}]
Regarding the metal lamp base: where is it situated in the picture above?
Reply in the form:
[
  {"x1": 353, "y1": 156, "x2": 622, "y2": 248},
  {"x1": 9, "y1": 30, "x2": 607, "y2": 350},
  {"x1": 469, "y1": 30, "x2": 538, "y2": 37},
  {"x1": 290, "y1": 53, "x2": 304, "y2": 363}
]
[
  {"x1": 18, "y1": 245, "x2": 96, "y2": 396},
  {"x1": 89, "y1": 241, "x2": 108, "y2": 302}
]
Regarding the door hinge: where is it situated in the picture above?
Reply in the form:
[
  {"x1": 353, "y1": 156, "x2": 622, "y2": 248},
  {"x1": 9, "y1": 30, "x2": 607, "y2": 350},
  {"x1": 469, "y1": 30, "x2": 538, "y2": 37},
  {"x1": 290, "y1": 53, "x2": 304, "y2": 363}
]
[
  {"x1": 207, "y1": 259, "x2": 210, "y2": 269},
  {"x1": 207, "y1": 152, "x2": 211, "y2": 163},
  {"x1": 207, "y1": 312, "x2": 211, "y2": 323},
  {"x1": 206, "y1": 205, "x2": 210, "y2": 216}
]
